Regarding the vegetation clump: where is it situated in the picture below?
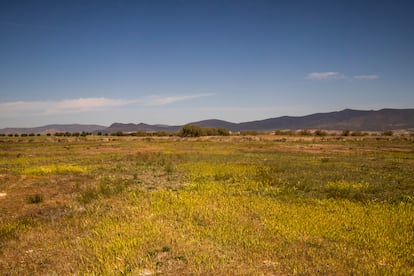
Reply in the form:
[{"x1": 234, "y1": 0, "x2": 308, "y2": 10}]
[
  {"x1": 297, "y1": 129, "x2": 312, "y2": 136},
  {"x1": 273, "y1": 130, "x2": 295, "y2": 136},
  {"x1": 178, "y1": 124, "x2": 230, "y2": 137},
  {"x1": 27, "y1": 194, "x2": 43, "y2": 204},
  {"x1": 314, "y1": 129, "x2": 327, "y2": 136},
  {"x1": 382, "y1": 130, "x2": 394, "y2": 136}
]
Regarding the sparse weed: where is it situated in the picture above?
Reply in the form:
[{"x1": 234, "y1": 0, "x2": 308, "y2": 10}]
[
  {"x1": 324, "y1": 181, "x2": 370, "y2": 201},
  {"x1": 78, "y1": 177, "x2": 129, "y2": 204},
  {"x1": 22, "y1": 164, "x2": 88, "y2": 175}
]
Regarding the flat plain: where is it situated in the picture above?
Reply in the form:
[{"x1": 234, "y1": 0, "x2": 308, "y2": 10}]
[{"x1": 0, "y1": 135, "x2": 413, "y2": 275}]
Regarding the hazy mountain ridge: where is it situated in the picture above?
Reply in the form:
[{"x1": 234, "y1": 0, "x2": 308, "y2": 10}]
[
  {"x1": 0, "y1": 124, "x2": 106, "y2": 135},
  {"x1": 1, "y1": 109, "x2": 413, "y2": 134},
  {"x1": 188, "y1": 109, "x2": 414, "y2": 131},
  {"x1": 103, "y1": 123, "x2": 181, "y2": 133}
]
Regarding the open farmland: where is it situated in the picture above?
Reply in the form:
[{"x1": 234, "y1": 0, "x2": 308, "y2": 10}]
[{"x1": 0, "y1": 135, "x2": 413, "y2": 275}]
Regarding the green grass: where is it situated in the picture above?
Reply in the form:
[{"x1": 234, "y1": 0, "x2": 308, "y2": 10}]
[{"x1": 0, "y1": 135, "x2": 413, "y2": 274}]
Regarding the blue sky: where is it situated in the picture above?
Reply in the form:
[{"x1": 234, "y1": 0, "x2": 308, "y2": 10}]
[{"x1": 1, "y1": 0, "x2": 413, "y2": 127}]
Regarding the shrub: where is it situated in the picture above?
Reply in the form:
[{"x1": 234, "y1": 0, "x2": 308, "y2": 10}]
[
  {"x1": 154, "y1": 131, "x2": 168, "y2": 137},
  {"x1": 27, "y1": 194, "x2": 43, "y2": 204},
  {"x1": 179, "y1": 125, "x2": 230, "y2": 137},
  {"x1": 382, "y1": 130, "x2": 393, "y2": 136},
  {"x1": 161, "y1": 246, "x2": 171, "y2": 252},
  {"x1": 114, "y1": 131, "x2": 124, "y2": 136},
  {"x1": 135, "y1": 131, "x2": 147, "y2": 137},
  {"x1": 298, "y1": 129, "x2": 312, "y2": 136},
  {"x1": 217, "y1": 128, "x2": 230, "y2": 136},
  {"x1": 314, "y1": 129, "x2": 327, "y2": 136},
  {"x1": 179, "y1": 125, "x2": 203, "y2": 137}
]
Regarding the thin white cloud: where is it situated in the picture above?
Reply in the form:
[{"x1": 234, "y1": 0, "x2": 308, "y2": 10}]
[
  {"x1": 143, "y1": 93, "x2": 214, "y2": 106},
  {"x1": 47, "y1": 98, "x2": 129, "y2": 114},
  {"x1": 354, "y1": 74, "x2": 379, "y2": 80},
  {"x1": 306, "y1": 72, "x2": 345, "y2": 80},
  {"x1": 0, "y1": 94, "x2": 213, "y2": 117},
  {"x1": 0, "y1": 98, "x2": 128, "y2": 116}
]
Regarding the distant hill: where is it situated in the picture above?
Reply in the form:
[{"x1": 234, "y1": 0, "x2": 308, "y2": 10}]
[
  {"x1": 103, "y1": 123, "x2": 181, "y2": 133},
  {"x1": 0, "y1": 124, "x2": 106, "y2": 135},
  {"x1": 1, "y1": 108, "x2": 413, "y2": 134},
  {"x1": 101, "y1": 108, "x2": 414, "y2": 133},
  {"x1": 188, "y1": 109, "x2": 414, "y2": 132},
  {"x1": 186, "y1": 119, "x2": 239, "y2": 130}
]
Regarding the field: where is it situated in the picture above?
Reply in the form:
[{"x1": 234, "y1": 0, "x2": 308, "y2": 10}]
[{"x1": 0, "y1": 135, "x2": 413, "y2": 275}]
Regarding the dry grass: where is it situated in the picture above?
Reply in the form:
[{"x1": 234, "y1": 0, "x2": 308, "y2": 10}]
[{"x1": 0, "y1": 135, "x2": 413, "y2": 274}]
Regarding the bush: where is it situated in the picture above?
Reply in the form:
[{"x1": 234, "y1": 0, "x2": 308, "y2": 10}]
[
  {"x1": 154, "y1": 131, "x2": 168, "y2": 137},
  {"x1": 298, "y1": 129, "x2": 312, "y2": 136},
  {"x1": 135, "y1": 131, "x2": 148, "y2": 137},
  {"x1": 217, "y1": 128, "x2": 230, "y2": 136},
  {"x1": 27, "y1": 194, "x2": 43, "y2": 204},
  {"x1": 274, "y1": 130, "x2": 295, "y2": 136},
  {"x1": 179, "y1": 125, "x2": 203, "y2": 137},
  {"x1": 179, "y1": 125, "x2": 230, "y2": 137},
  {"x1": 382, "y1": 130, "x2": 393, "y2": 136},
  {"x1": 314, "y1": 129, "x2": 327, "y2": 136}
]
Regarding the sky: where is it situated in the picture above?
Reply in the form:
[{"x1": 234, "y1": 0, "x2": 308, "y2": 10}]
[{"x1": 1, "y1": 0, "x2": 413, "y2": 128}]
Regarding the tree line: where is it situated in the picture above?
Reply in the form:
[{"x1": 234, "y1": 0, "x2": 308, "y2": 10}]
[{"x1": 0, "y1": 128, "x2": 397, "y2": 137}]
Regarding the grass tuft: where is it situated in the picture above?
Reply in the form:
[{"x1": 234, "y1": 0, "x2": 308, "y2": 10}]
[{"x1": 27, "y1": 194, "x2": 43, "y2": 204}]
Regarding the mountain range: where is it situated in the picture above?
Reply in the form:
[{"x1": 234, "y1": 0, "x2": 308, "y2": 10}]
[
  {"x1": 0, "y1": 124, "x2": 107, "y2": 135},
  {"x1": 1, "y1": 108, "x2": 413, "y2": 134}
]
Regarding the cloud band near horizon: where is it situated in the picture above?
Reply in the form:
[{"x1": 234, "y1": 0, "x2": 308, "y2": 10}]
[
  {"x1": 0, "y1": 93, "x2": 214, "y2": 117},
  {"x1": 353, "y1": 74, "x2": 379, "y2": 80},
  {"x1": 306, "y1": 72, "x2": 379, "y2": 80},
  {"x1": 306, "y1": 72, "x2": 343, "y2": 80}
]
